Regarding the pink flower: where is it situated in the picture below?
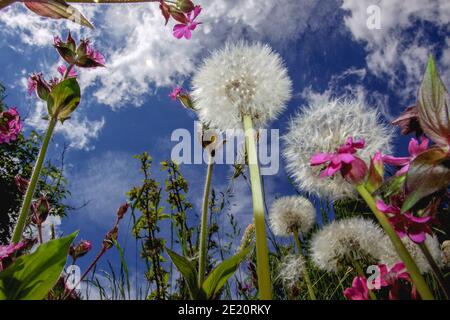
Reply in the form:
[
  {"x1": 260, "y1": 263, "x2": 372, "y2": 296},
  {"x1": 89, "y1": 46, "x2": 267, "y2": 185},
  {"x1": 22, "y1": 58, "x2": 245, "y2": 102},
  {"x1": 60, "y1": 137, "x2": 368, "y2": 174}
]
[
  {"x1": 0, "y1": 107, "x2": 23, "y2": 144},
  {"x1": 169, "y1": 87, "x2": 183, "y2": 100},
  {"x1": 27, "y1": 73, "x2": 51, "y2": 99},
  {"x1": 376, "y1": 200, "x2": 432, "y2": 243},
  {"x1": 382, "y1": 136, "x2": 429, "y2": 176},
  {"x1": 344, "y1": 276, "x2": 369, "y2": 300},
  {"x1": 173, "y1": 5, "x2": 202, "y2": 39},
  {"x1": 86, "y1": 43, "x2": 106, "y2": 66},
  {"x1": 310, "y1": 137, "x2": 367, "y2": 183},
  {"x1": 57, "y1": 65, "x2": 78, "y2": 78},
  {"x1": 69, "y1": 240, "x2": 93, "y2": 260},
  {"x1": 377, "y1": 262, "x2": 417, "y2": 300},
  {"x1": 0, "y1": 242, "x2": 25, "y2": 271}
]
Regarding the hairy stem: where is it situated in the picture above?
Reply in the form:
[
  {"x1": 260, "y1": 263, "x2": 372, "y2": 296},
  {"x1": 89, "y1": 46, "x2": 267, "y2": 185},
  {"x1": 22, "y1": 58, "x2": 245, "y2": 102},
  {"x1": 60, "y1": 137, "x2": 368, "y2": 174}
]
[
  {"x1": 243, "y1": 114, "x2": 272, "y2": 300},
  {"x1": 198, "y1": 155, "x2": 214, "y2": 287},
  {"x1": 292, "y1": 230, "x2": 316, "y2": 300},
  {"x1": 12, "y1": 117, "x2": 57, "y2": 243},
  {"x1": 356, "y1": 184, "x2": 435, "y2": 300}
]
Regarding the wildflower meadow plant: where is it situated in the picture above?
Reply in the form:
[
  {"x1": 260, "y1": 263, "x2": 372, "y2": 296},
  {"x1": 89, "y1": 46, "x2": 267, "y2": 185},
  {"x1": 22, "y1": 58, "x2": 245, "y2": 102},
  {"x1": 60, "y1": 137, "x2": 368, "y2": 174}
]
[
  {"x1": 12, "y1": 32, "x2": 105, "y2": 245},
  {"x1": 192, "y1": 42, "x2": 292, "y2": 299}
]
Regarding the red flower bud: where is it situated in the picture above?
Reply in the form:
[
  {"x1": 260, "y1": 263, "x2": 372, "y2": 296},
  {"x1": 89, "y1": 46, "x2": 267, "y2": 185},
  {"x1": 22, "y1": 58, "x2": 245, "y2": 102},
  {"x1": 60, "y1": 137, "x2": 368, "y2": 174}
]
[
  {"x1": 341, "y1": 156, "x2": 368, "y2": 185},
  {"x1": 31, "y1": 196, "x2": 51, "y2": 225},
  {"x1": 176, "y1": 0, "x2": 195, "y2": 13},
  {"x1": 69, "y1": 240, "x2": 92, "y2": 260},
  {"x1": 14, "y1": 175, "x2": 29, "y2": 194}
]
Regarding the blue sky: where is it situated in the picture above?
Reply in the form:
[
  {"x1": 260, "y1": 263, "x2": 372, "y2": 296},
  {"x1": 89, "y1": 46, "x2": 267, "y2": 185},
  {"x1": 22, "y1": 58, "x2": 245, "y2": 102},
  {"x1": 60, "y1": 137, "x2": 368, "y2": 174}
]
[{"x1": 1, "y1": 0, "x2": 449, "y2": 298}]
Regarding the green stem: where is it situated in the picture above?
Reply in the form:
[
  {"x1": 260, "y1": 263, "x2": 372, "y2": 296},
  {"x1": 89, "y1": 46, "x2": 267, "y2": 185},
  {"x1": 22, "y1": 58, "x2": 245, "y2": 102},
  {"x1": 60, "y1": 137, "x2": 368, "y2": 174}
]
[
  {"x1": 198, "y1": 155, "x2": 214, "y2": 287},
  {"x1": 292, "y1": 230, "x2": 316, "y2": 300},
  {"x1": 418, "y1": 242, "x2": 450, "y2": 300},
  {"x1": 242, "y1": 114, "x2": 272, "y2": 300},
  {"x1": 356, "y1": 184, "x2": 435, "y2": 300},
  {"x1": 12, "y1": 117, "x2": 57, "y2": 243}
]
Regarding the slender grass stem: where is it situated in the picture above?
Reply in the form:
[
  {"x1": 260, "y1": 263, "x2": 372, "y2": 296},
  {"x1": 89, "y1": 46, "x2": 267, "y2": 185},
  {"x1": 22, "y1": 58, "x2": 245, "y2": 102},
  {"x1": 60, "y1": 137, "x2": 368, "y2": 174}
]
[
  {"x1": 418, "y1": 242, "x2": 450, "y2": 300},
  {"x1": 292, "y1": 230, "x2": 316, "y2": 300},
  {"x1": 356, "y1": 184, "x2": 435, "y2": 300},
  {"x1": 12, "y1": 117, "x2": 57, "y2": 243},
  {"x1": 243, "y1": 114, "x2": 272, "y2": 300},
  {"x1": 198, "y1": 155, "x2": 214, "y2": 287}
]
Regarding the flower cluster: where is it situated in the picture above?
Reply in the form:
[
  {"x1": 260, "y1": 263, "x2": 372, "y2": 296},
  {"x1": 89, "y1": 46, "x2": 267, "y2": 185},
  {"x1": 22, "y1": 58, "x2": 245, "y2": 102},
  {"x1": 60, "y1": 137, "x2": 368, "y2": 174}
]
[{"x1": 0, "y1": 107, "x2": 23, "y2": 144}]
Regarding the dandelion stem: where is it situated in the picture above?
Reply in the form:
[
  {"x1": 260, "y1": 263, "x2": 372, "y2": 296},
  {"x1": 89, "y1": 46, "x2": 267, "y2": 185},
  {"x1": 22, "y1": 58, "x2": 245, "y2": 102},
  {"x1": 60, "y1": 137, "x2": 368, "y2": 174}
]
[
  {"x1": 243, "y1": 114, "x2": 272, "y2": 300},
  {"x1": 198, "y1": 155, "x2": 214, "y2": 287},
  {"x1": 292, "y1": 230, "x2": 316, "y2": 300},
  {"x1": 12, "y1": 116, "x2": 57, "y2": 244},
  {"x1": 356, "y1": 184, "x2": 435, "y2": 300},
  {"x1": 418, "y1": 242, "x2": 450, "y2": 299}
]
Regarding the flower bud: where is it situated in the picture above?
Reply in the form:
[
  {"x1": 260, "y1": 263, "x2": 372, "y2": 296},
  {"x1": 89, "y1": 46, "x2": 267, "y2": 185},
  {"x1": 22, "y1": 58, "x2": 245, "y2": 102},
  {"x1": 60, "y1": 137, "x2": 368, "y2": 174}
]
[
  {"x1": 116, "y1": 203, "x2": 129, "y2": 221},
  {"x1": 27, "y1": 73, "x2": 51, "y2": 100},
  {"x1": 103, "y1": 226, "x2": 118, "y2": 250},
  {"x1": 366, "y1": 151, "x2": 384, "y2": 193},
  {"x1": 69, "y1": 240, "x2": 92, "y2": 260},
  {"x1": 53, "y1": 33, "x2": 77, "y2": 65},
  {"x1": 176, "y1": 0, "x2": 195, "y2": 13},
  {"x1": 341, "y1": 156, "x2": 368, "y2": 185},
  {"x1": 14, "y1": 175, "x2": 29, "y2": 194},
  {"x1": 31, "y1": 196, "x2": 50, "y2": 225}
]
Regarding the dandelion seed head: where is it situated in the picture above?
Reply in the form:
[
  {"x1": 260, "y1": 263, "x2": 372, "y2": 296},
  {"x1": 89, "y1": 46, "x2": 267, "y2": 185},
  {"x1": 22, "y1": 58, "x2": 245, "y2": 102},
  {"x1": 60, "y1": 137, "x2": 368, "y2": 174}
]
[
  {"x1": 442, "y1": 240, "x2": 450, "y2": 268},
  {"x1": 310, "y1": 217, "x2": 386, "y2": 272},
  {"x1": 192, "y1": 42, "x2": 292, "y2": 131},
  {"x1": 269, "y1": 196, "x2": 316, "y2": 237},
  {"x1": 277, "y1": 254, "x2": 305, "y2": 288},
  {"x1": 381, "y1": 234, "x2": 442, "y2": 273},
  {"x1": 283, "y1": 96, "x2": 393, "y2": 200}
]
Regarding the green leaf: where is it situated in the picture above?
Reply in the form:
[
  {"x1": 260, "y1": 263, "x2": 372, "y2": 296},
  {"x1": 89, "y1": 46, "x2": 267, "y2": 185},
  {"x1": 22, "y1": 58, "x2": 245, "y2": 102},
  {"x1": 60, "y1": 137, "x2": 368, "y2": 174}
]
[
  {"x1": 165, "y1": 248, "x2": 202, "y2": 299},
  {"x1": 402, "y1": 147, "x2": 450, "y2": 212},
  {"x1": 380, "y1": 174, "x2": 406, "y2": 198},
  {"x1": 417, "y1": 55, "x2": 450, "y2": 148},
  {"x1": 0, "y1": 231, "x2": 78, "y2": 300},
  {"x1": 202, "y1": 246, "x2": 252, "y2": 300},
  {"x1": 24, "y1": 1, "x2": 94, "y2": 29},
  {"x1": 47, "y1": 78, "x2": 81, "y2": 122}
]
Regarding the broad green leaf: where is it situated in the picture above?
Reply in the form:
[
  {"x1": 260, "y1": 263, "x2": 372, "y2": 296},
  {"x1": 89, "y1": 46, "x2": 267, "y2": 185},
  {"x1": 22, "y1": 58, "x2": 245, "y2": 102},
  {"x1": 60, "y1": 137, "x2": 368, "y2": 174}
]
[
  {"x1": 0, "y1": 231, "x2": 78, "y2": 300},
  {"x1": 417, "y1": 55, "x2": 450, "y2": 148},
  {"x1": 166, "y1": 248, "x2": 202, "y2": 299},
  {"x1": 24, "y1": 1, "x2": 94, "y2": 29},
  {"x1": 202, "y1": 246, "x2": 252, "y2": 300},
  {"x1": 402, "y1": 147, "x2": 450, "y2": 212},
  {"x1": 47, "y1": 77, "x2": 81, "y2": 122}
]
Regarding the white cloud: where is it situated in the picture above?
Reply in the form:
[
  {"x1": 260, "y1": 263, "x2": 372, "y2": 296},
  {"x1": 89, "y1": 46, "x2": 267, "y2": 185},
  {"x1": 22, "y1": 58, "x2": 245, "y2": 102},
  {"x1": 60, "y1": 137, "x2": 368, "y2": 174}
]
[
  {"x1": 341, "y1": 0, "x2": 450, "y2": 101},
  {"x1": 25, "y1": 100, "x2": 105, "y2": 151},
  {"x1": 1, "y1": 1, "x2": 337, "y2": 109}
]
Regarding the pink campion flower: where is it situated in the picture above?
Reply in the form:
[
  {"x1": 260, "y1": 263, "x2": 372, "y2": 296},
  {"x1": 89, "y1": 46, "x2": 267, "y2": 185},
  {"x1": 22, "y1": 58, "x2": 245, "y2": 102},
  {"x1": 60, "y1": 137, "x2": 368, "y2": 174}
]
[
  {"x1": 169, "y1": 87, "x2": 183, "y2": 100},
  {"x1": 0, "y1": 242, "x2": 25, "y2": 271},
  {"x1": 69, "y1": 240, "x2": 93, "y2": 260},
  {"x1": 344, "y1": 276, "x2": 369, "y2": 300},
  {"x1": 86, "y1": 43, "x2": 106, "y2": 66},
  {"x1": 377, "y1": 262, "x2": 417, "y2": 300},
  {"x1": 173, "y1": 5, "x2": 202, "y2": 39},
  {"x1": 57, "y1": 65, "x2": 78, "y2": 78},
  {"x1": 382, "y1": 136, "x2": 429, "y2": 176},
  {"x1": 310, "y1": 137, "x2": 367, "y2": 182},
  {"x1": 376, "y1": 200, "x2": 433, "y2": 243},
  {"x1": 0, "y1": 107, "x2": 23, "y2": 144}
]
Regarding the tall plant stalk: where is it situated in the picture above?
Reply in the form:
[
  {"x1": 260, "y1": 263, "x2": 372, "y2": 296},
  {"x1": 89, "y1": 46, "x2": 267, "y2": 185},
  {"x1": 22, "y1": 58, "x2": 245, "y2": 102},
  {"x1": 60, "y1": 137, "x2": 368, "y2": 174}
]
[
  {"x1": 292, "y1": 230, "x2": 316, "y2": 300},
  {"x1": 12, "y1": 116, "x2": 57, "y2": 243},
  {"x1": 356, "y1": 184, "x2": 435, "y2": 300},
  {"x1": 198, "y1": 155, "x2": 214, "y2": 287},
  {"x1": 242, "y1": 114, "x2": 272, "y2": 300}
]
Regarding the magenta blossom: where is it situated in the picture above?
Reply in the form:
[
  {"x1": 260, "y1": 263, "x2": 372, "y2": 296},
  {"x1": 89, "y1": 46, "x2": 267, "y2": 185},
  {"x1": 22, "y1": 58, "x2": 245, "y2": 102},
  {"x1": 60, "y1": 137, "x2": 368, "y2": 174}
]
[
  {"x1": 377, "y1": 262, "x2": 417, "y2": 300},
  {"x1": 382, "y1": 136, "x2": 429, "y2": 176},
  {"x1": 86, "y1": 43, "x2": 106, "y2": 66},
  {"x1": 310, "y1": 137, "x2": 367, "y2": 183},
  {"x1": 169, "y1": 87, "x2": 183, "y2": 100},
  {"x1": 57, "y1": 65, "x2": 78, "y2": 78},
  {"x1": 344, "y1": 276, "x2": 369, "y2": 300},
  {"x1": 0, "y1": 242, "x2": 25, "y2": 271},
  {"x1": 0, "y1": 107, "x2": 23, "y2": 144},
  {"x1": 376, "y1": 200, "x2": 432, "y2": 243},
  {"x1": 173, "y1": 5, "x2": 202, "y2": 39}
]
